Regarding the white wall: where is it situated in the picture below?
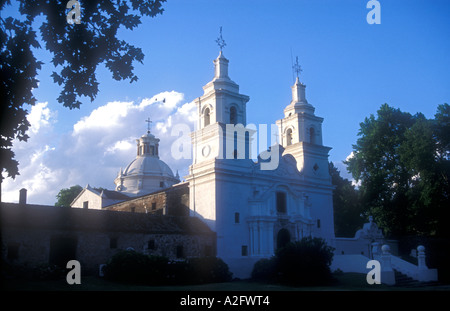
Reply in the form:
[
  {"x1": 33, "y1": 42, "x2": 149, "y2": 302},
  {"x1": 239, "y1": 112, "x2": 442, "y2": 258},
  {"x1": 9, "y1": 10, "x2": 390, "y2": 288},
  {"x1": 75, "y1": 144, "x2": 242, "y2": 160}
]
[{"x1": 71, "y1": 189, "x2": 102, "y2": 210}]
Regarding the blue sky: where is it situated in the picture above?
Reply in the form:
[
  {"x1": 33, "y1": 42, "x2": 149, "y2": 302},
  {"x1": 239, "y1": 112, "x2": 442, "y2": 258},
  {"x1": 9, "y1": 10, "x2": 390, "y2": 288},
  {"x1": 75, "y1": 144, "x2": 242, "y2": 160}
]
[{"x1": 2, "y1": 0, "x2": 450, "y2": 204}]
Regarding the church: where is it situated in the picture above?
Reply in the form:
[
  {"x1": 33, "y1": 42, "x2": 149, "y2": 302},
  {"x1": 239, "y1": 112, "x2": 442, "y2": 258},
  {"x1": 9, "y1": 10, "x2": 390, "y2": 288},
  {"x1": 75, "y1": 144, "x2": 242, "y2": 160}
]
[
  {"x1": 69, "y1": 44, "x2": 336, "y2": 278},
  {"x1": 184, "y1": 49, "x2": 335, "y2": 277},
  {"x1": 3, "y1": 42, "x2": 438, "y2": 283}
]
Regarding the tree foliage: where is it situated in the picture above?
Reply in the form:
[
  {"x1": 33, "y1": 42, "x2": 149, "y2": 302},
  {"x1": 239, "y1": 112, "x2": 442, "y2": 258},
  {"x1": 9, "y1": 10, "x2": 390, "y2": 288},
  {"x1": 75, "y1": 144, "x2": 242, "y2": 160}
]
[
  {"x1": 54, "y1": 184, "x2": 82, "y2": 207},
  {"x1": 346, "y1": 103, "x2": 450, "y2": 238},
  {"x1": 0, "y1": 0, "x2": 166, "y2": 184},
  {"x1": 329, "y1": 162, "x2": 363, "y2": 237}
]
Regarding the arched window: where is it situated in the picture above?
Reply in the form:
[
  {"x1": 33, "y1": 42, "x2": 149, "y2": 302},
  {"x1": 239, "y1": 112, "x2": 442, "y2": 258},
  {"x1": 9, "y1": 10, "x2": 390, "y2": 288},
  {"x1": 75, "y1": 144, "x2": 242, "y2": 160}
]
[
  {"x1": 309, "y1": 127, "x2": 315, "y2": 144},
  {"x1": 286, "y1": 128, "x2": 293, "y2": 146},
  {"x1": 230, "y1": 106, "x2": 237, "y2": 125},
  {"x1": 204, "y1": 108, "x2": 210, "y2": 127}
]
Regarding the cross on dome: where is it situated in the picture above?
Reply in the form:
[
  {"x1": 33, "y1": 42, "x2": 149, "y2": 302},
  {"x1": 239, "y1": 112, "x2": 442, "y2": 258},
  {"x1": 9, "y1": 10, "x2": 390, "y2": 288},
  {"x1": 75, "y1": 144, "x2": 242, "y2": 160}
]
[
  {"x1": 292, "y1": 56, "x2": 302, "y2": 80},
  {"x1": 145, "y1": 117, "x2": 152, "y2": 134},
  {"x1": 215, "y1": 26, "x2": 226, "y2": 52}
]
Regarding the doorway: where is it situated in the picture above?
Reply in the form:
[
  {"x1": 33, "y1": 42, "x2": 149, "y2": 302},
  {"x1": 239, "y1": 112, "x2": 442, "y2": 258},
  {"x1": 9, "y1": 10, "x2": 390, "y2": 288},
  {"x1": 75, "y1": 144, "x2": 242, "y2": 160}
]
[{"x1": 277, "y1": 228, "x2": 291, "y2": 250}]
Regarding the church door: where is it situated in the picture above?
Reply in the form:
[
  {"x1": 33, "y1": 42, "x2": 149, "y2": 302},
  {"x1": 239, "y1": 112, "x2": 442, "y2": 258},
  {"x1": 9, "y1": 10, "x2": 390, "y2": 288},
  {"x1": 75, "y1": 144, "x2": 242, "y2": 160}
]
[{"x1": 276, "y1": 228, "x2": 291, "y2": 250}]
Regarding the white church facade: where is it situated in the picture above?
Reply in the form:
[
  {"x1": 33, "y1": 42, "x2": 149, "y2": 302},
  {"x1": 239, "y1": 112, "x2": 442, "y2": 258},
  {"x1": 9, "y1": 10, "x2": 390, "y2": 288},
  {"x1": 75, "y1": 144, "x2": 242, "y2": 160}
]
[{"x1": 185, "y1": 50, "x2": 335, "y2": 277}]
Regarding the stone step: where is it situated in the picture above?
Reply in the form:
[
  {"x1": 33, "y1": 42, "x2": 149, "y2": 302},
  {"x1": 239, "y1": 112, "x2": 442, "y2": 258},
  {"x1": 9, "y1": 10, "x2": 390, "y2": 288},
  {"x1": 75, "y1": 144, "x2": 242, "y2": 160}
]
[{"x1": 393, "y1": 269, "x2": 441, "y2": 288}]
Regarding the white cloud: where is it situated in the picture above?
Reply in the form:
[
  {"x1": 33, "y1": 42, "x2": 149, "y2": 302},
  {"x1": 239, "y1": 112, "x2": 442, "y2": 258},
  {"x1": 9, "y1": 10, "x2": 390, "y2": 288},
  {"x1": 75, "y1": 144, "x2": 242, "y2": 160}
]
[
  {"x1": 73, "y1": 101, "x2": 135, "y2": 135},
  {"x1": 26, "y1": 102, "x2": 55, "y2": 134},
  {"x1": 2, "y1": 91, "x2": 197, "y2": 205},
  {"x1": 104, "y1": 139, "x2": 134, "y2": 155},
  {"x1": 345, "y1": 151, "x2": 355, "y2": 162}
]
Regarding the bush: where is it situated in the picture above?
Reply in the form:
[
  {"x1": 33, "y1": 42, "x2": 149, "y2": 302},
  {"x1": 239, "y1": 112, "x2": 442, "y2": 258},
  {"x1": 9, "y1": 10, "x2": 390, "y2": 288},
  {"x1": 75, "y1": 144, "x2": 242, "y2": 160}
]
[
  {"x1": 251, "y1": 258, "x2": 276, "y2": 282},
  {"x1": 251, "y1": 237, "x2": 335, "y2": 286},
  {"x1": 103, "y1": 250, "x2": 168, "y2": 285},
  {"x1": 103, "y1": 250, "x2": 232, "y2": 285},
  {"x1": 32, "y1": 263, "x2": 66, "y2": 281},
  {"x1": 185, "y1": 257, "x2": 233, "y2": 284}
]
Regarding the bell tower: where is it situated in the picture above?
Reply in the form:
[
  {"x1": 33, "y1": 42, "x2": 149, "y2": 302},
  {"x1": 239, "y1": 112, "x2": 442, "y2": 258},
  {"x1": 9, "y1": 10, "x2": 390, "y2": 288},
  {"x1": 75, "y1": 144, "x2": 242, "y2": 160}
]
[
  {"x1": 186, "y1": 29, "x2": 252, "y2": 231},
  {"x1": 276, "y1": 59, "x2": 332, "y2": 180},
  {"x1": 190, "y1": 32, "x2": 250, "y2": 164}
]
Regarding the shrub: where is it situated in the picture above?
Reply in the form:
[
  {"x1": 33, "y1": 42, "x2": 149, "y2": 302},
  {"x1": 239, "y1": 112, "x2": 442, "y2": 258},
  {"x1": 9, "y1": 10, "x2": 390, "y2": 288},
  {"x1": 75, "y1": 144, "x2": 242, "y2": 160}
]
[
  {"x1": 32, "y1": 263, "x2": 66, "y2": 281},
  {"x1": 186, "y1": 257, "x2": 233, "y2": 284},
  {"x1": 103, "y1": 250, "x2": 168, "y2": 285},
  {"x1": 251, "y1": 237, "x2": 335, "y2": 286},
  {"x1": 251, "y1": 258, "x2": 276, "y2": 282},
  {"x1": 103, "y1": 250, "x2": 232, "y2": 285}
]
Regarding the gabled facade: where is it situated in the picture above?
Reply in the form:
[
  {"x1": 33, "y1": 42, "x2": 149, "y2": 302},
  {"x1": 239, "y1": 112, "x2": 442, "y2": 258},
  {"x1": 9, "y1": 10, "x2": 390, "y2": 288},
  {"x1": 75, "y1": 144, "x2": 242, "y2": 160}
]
[{"x1": 70, "y1": 184, "x2": 130, "y2": 210}]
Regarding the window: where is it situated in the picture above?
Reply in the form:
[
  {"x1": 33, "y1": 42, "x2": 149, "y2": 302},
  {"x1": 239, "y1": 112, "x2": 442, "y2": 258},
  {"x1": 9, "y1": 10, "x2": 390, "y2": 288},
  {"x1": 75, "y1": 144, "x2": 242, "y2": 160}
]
[
  {"x1": 151, "y1": 202, "x2": 156, "y2": 210},
  {"x1": 286, "y1": 128, "x2": 293, "y2": 146},
  {"x1": 276, "y1": 191, "x2": 287, "y2": 214},
  {"x1": 110, "y1": 237, "x2": 118, "y2": 249},
  {"x1": 204, "y1": 108, "x2": 210, "y2": 126},
  {"x1": 83, "y1": 201, "x2": 88, "y2": 209},
  {"x1": 160, "y1": 181, "x2": 164, "y2": 188},
  {"x1": 241, "y1": 245, "x2": 248, "y2": 256},
  {"x1": 234, "y1": 212, "x2": 240, "y2": 224},
  {"x1": 176, "y1": 245, "x2": 184, "y2": 258},
  {"x1": 310, "y1": 127, "x2": 315, "y2": 144},
  {"x1": 230, "y1": 106, "x2": 237, "y2": 125},
  {"x1": 317, "y1": 219, "x2": 321, "y2": 228},
  {"x1": 148, "y1": 240, "x2": 155, "y2": 250}
]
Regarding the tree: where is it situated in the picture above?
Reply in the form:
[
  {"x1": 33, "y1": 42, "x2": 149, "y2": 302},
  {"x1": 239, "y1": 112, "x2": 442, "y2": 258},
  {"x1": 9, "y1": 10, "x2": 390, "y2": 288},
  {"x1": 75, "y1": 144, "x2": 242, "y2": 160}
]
[
  {"x1": 55, "y1": 184, "x2": 82, "y2": 207},
  {"x1": 329, "y1": 162, "x2": 363, "y2": 237},
  {"x1": 346, "y1": 103, "x2": 450, "y2": 238},
  {"x1": 0, "y1": 0, "x2": 166, "y2": 196}
]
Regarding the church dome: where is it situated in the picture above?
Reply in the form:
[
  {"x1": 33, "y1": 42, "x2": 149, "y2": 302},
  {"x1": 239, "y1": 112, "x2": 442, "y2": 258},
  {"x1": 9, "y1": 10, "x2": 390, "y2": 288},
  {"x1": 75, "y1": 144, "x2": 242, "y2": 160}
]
[
  {"x1": 114, "y1": 124, "x2": 180, "y2": 196},
  {"x1": 123, "y1": 156, "x2": 175, "y2": 178}
]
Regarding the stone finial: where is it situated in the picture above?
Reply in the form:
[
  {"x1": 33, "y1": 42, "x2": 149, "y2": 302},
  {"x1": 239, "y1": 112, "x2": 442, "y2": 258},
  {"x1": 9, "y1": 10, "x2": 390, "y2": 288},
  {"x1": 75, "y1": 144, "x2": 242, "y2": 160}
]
[
  {"x1": 417, "y1": 245, "x2": 428, "y2": 270},
  {"x1": 213, "y1": 51, "x2": 229, "y2": 79}
]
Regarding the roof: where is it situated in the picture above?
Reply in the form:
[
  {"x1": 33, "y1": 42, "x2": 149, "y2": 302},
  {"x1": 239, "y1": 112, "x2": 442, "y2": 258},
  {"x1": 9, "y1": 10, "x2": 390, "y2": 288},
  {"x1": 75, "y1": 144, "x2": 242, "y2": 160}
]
[
  {"x1": 0, "y1": 203, "x2": 213, "y2": 236},
  {"x1": 101, "y1": 189, "x2": 130, "y2": 200},
  {"x1": 69, "y1": 185, "x2": 131, "y2": 206},
  {"x1": 123, "y1": 156, "x2": 175, "y2": 178},
  {"x1": 103, "y1": 181, "x2": 189, "y2": 210}
]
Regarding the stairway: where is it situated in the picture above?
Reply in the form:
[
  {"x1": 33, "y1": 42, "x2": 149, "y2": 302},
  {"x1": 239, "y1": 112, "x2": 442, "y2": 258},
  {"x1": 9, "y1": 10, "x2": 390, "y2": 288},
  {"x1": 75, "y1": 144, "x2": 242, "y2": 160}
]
[{"x1": 393, "y1": 269, "x2": 441, "y2": 288}]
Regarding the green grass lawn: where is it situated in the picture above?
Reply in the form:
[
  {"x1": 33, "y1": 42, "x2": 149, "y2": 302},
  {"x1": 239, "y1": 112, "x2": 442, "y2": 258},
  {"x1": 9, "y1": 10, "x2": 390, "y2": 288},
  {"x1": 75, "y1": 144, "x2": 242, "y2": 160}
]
[{"x1": 2, "y1": 273, "x2": 449, "y2": 291}]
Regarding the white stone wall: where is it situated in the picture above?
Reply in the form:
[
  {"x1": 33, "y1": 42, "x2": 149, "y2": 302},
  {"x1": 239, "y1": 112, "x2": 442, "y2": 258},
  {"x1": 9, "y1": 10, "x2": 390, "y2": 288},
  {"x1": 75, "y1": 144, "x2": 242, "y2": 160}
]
[{"x1": 71, "y1": 189, "x2": 103, "y2": 210}]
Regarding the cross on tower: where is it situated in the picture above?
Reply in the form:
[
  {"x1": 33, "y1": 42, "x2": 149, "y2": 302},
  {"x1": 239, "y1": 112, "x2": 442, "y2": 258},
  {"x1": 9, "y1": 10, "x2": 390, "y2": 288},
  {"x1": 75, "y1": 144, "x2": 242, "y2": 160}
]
[
  {"x1": 292, "y1": 56, "x2": 302, "y2": 80},
  {"x1": 145, "y1": 117, "x2": 152, "y2": 134},
  {"x1": 215, "y1": 26, "x2": 226, "y2": 52}
]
